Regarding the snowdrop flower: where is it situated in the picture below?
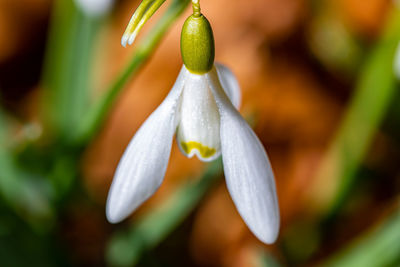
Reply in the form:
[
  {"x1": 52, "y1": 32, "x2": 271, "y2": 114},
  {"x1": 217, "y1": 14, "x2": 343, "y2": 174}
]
[
  {"x1": 74, "y1": 0, "x2": 114, "y2": 17},
  {"x1": 107, "y1": 0, "x2": 280, "y2": 244}
]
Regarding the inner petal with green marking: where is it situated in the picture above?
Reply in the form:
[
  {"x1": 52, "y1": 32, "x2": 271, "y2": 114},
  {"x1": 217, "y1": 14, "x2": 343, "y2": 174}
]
[{"x1": 176, "y1": 69, "x2": 221, "y2": 162}]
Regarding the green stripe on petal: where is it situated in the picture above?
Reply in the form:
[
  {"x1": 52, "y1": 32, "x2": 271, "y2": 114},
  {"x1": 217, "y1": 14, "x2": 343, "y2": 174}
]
[{"x1": 180, "y1": 141, "x2": 217, "y2": 159}]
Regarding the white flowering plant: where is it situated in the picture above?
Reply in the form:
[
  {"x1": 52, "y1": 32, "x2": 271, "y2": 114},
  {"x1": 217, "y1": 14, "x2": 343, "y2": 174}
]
[{"x1": 1, "y1": 0, "x2": 400, "y2": 266}]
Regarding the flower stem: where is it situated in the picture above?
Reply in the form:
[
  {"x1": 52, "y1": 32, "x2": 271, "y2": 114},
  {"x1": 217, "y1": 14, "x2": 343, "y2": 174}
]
[{"x1": 192, "y1": 0, "x2": 201, "y2": 17}]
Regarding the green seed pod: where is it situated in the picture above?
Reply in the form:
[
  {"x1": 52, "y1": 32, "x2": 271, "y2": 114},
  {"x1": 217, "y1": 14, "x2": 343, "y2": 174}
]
[{"x1": 181, "y1": 14, "x2": 215, "y2": 74}]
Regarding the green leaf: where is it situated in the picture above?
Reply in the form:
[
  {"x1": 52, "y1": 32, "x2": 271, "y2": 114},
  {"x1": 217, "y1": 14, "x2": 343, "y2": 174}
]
[
  {"x1": 41, "y1": 0, "x2": 100, "y2": 140},
  {"x1": 321, "y1": 209, "x2": 400, "y2": 267},
  {"x1": 313, "y1": 7, "x2": 400, "y2": 215},
  {"x1": 0, "y1": 109, "x2": 53, "y2": 228}
]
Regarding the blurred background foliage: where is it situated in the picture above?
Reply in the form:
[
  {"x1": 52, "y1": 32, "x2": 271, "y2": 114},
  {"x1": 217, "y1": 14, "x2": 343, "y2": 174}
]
[{"x1": 0, "y1": 0, "x2": 399, "y2": 266}]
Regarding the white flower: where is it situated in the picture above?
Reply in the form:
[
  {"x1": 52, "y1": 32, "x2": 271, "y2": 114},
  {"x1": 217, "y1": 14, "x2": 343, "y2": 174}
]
[
  {"x1": 73, "y1": 0, "x2": 114, "y2": 17},
  {"x1": 106, "y1": 63, "x2": 280, "y2": 244}
]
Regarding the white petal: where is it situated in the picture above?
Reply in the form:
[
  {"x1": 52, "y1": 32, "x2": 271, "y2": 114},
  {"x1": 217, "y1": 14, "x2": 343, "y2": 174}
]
[
  {"x1": 176, "y1": 67, "x2": 221, "y2": 162},
  {"x1": 206, "y1": 67, "x2": 280, "y2": 244},
  {"x1": 106, "y1": 67, "x2": 185, "y2": 223},
  {"x1": 215, "y1": 63, "x2": 241, "y2": 109}
]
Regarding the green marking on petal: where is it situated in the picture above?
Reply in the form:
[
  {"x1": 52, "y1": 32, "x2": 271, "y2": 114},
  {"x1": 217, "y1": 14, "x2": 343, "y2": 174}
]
[{"x1": 180, "y1": 141, "x2": 216, "y2": 159}]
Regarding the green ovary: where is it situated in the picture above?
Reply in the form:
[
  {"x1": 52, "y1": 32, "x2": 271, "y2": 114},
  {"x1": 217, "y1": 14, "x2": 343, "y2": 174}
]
[{"x1": 180, "y1": 141, "x2": 216, "y2": 159}]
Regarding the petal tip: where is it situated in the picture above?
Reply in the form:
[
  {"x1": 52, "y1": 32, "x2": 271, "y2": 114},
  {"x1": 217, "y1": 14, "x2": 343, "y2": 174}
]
[
  {"x1": 257, "y1": 232, "x2": 279, "y2": 245},
  {"x1": 258, "y1": 224, "x2": 280, "y2": 244},
  {"x1": 128, "y1": 33, "x2": 137, "y2": 45},
  {"x1": 249, "y1": 207, "x2": 280, "y2": 244},
  {"x1": 105, "y1": 200, "x2": 126, "y2": 224},
  {"x1": 105, "y1": 187, "x2": 131, "y2": 224},
  {"x1": 106, "y1": 214, "x2": 121, "y2": 224},
  {"x1": 121, "y1": 34, "x2": 129, "y2": 47}
]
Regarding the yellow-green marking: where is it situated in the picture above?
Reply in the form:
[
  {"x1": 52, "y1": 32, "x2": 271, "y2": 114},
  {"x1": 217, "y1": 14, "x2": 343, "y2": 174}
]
[{"x1": 180, "y1": 141, "x2": 216, "y2": 159}]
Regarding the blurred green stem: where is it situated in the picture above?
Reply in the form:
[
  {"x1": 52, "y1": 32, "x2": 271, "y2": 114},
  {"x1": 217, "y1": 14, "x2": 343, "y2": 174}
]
[
  {"x1": 257, "y1": 250, "x2": 282, "y2": 267},
  {"x1": 312, "y1": 6, "x2": 400, "y2": 215},
  {"x1": 321, "y1": 207, "x2": 400, "y2": 267},
  {"x1": 106, "y1": 161, "x2": 222, "y2": 267},
  {"x1": 42, "y1": 0, "x2": 99, "y2": 140},
  {"x1": 73, "y1": 0, "x2": 190, "y2": 146}
]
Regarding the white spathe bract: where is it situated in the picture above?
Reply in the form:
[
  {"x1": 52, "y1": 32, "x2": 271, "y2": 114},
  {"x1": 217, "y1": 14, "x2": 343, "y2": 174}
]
[
  {"x1": 74, "y1": 0, "x2": 114, "y2": 17},
  {"x1": 106, "y1": 63, "x2": 280, "y2": 244}
]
